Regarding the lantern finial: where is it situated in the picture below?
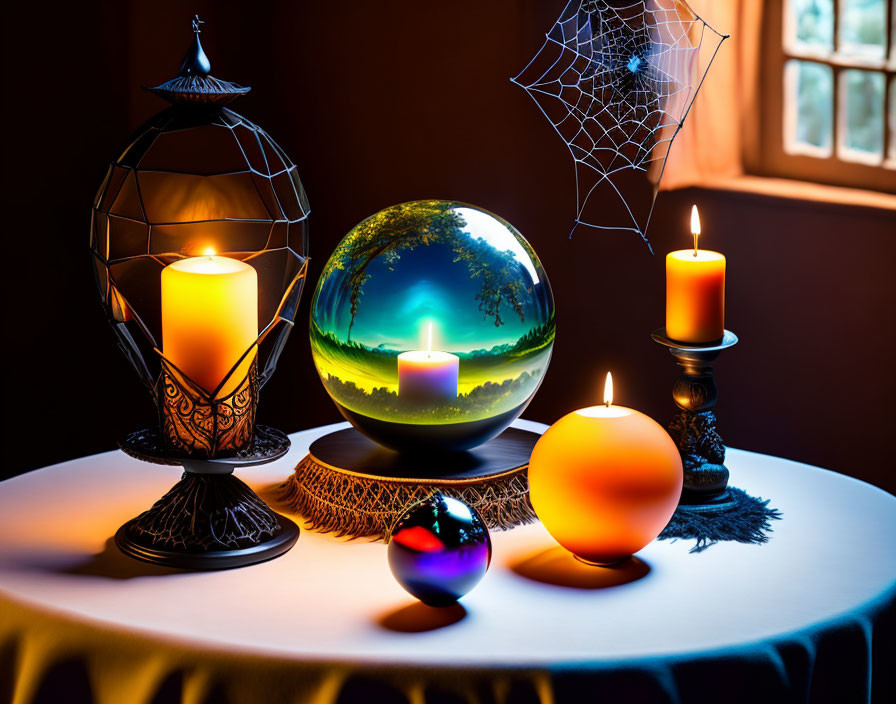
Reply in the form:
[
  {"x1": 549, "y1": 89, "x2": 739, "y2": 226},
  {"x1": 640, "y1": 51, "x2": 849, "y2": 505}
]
[
  {"x1": 145, "y1": 17, "x2": 251, "y2": 106},
  {"x1": 179, "y1": 15, "x2": 211, "y2": 77}
]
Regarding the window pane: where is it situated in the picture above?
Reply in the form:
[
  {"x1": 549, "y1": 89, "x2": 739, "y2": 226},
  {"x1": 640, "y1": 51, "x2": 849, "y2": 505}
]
[
  {"x1": 839, "y1": 0, "x2": 887, "y2": 60},
  {"x1": 839, "y1": 69, "x2": 885, "y2": 160},
  {"x1": 787, "y1": 0, "x2": 834, "y2": 52},
  {"x1": 784, "y1": 60, "x2": 833, "y2": 155}
]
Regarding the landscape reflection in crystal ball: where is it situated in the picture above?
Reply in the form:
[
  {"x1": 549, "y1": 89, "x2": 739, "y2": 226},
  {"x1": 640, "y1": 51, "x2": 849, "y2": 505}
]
[{"x1": 310, "y1": 200, "x2": 555, "y2": 452}]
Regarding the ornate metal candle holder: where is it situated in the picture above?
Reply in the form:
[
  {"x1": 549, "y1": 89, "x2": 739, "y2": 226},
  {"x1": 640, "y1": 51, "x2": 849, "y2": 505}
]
[
  {"x1": 117, "y1": 425, "x2": 298, "y2": 569},
  {"x1": 90, "y1": 19, "x2": 309, "y2": 568},
  {"x1": 157, "y1": 357, "x2": 259, "y2": 458},
  {"x1": 652, "y1": 328, "x2": 738, "y2": 506}
]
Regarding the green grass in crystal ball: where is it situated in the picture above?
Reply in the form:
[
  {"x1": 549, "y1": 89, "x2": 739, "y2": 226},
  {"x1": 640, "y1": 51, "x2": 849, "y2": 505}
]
[{"x1": 310, "y1": 200, "x2": 555, "y2": 425}]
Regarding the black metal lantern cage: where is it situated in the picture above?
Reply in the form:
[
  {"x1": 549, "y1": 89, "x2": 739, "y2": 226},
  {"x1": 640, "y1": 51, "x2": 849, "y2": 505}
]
[
  {"x1": 90, "y1": 20, "x2": 306, "y2": 568},
  {"x1": 90, "y1": 109, "x2": 309, "y2": 393},
  {"x1": 90, "y1": 37, "x2": 308, "y2": 458}
]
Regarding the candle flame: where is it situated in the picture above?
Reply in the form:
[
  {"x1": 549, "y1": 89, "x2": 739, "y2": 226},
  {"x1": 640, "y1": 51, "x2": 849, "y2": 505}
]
[
  {"x1": 690, "y1": 205, "x2": 701, "y2": 256},
  {"x1": 603, "y1": 372, "x2": 613, "y2": 407},
  {"x1": 426, "y1": 322, "x2": 433, "y2": 358},
  {"x1": 203, "y1": 247, "x2": 216, "y2": 257}
]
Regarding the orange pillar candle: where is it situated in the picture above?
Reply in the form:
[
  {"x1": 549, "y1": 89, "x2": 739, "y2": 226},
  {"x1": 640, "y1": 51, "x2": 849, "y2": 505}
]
[
  {"x1": 161, "y1": 251, "x2": 258, "y2": 399},
  {"x1": 665, "y1": 205, "x2": 725, "y2": 343},
  {"x1": 528, "y1": 373, "x2": 683, "y2": 566}
]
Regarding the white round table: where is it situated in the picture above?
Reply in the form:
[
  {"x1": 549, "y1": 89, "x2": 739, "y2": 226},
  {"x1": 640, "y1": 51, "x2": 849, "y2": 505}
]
[{"x1": 2, "y1": 421, "x2": 894, "y2": 704}]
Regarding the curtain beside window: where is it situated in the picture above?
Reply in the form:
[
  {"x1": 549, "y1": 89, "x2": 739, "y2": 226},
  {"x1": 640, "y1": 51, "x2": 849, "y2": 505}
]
[{"x1": 659, "y1": 0, "x2": 764, "y2": 190}]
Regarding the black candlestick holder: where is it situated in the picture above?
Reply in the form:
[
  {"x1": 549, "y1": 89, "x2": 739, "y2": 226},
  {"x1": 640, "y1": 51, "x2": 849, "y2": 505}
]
[
  {"x1": 115, "y1": 425, "x2": 299, "y2": 569},
  {"x1": 652, "y1": 328, "x2": 738, "y2": 507}
]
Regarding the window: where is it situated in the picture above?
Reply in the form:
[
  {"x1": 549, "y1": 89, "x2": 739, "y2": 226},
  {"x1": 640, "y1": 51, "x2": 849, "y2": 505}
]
[{"x1": 759, "y1": 0, "x2": 896, "y2": 191}]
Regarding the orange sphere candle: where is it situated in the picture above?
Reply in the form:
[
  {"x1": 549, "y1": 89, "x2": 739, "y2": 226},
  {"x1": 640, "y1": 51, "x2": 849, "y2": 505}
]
[
  {"x1": 528, "y1": 374, "x2": 683, "y2": 565},
  {"x1": 665, "y1": 205, "x2": 725, "y2": 343}
]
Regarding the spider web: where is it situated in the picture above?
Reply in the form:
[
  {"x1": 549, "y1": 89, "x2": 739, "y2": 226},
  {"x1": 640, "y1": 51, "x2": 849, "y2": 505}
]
[{"x1": 512, "y1": 0, "x2": 727, "y2": 251}]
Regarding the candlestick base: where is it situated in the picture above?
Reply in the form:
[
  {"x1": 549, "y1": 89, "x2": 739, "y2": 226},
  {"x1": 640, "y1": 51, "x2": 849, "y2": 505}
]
[
  {"x1": 114, "y1": 425, "x2": 299, "y2": 569},
  {"x1": 652, "y1": 329, "x2": 782, "y2": 550},
  {"x1": 652, "y1": 328, "x2": 738, "y2": 502},
  {"x1": 280, "y1": 426, "x2": 539, "y2": 539},
  {"x1": 659, "y1": 486, "x2": 781, "y2": 552}
]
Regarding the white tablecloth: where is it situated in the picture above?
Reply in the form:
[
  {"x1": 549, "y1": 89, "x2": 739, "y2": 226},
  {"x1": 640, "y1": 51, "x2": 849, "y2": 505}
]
[{"x1": 2, "y1": 421, "x2": 894, "y2": 704}]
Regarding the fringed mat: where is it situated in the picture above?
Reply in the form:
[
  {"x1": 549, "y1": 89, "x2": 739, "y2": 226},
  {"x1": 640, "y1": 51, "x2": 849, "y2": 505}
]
[
  {"x1": 279, "y1": 454, "x2": 536, "y2": 540},
  {"x1": 659, "y1": 487, "x2": 782, "y2": 553},
  {"x1": 278, "y1": 427, "x2": 541, "y2": 540}
]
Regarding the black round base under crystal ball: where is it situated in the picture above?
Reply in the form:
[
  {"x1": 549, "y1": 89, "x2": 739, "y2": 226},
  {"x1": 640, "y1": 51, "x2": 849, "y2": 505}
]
[{"x1": 115, "y1": 425, "x2": 299, "y2": 570}]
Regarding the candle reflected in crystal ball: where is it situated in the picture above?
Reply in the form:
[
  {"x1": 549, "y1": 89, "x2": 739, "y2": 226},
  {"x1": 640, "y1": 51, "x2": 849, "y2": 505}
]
[{"x1": 387, "y1": 493, "x2": 491, "y2": 606}]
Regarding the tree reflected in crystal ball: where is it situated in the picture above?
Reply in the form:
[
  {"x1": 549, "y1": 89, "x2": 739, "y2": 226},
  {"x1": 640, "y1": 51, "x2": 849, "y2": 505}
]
[
  {"x1": 310, "y1": 201, "x2": 555, "y2": 452},
  {"x1": 388, "y1": 493, "x2": 491, "y2": 606}
]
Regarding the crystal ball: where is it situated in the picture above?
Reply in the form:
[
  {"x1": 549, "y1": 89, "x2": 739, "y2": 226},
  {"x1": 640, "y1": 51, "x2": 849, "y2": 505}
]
[
  {"x1": 310, "y1": 200, "x2": 555, "y2": 452},
  {"x1": 387, "y1": 493, "x2": 491, "y2": 606}
]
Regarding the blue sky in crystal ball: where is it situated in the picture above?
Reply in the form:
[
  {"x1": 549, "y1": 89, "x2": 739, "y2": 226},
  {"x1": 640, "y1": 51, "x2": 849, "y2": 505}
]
[{"x1": 314, "y1": 206, "x2": 550, "y2": 353}]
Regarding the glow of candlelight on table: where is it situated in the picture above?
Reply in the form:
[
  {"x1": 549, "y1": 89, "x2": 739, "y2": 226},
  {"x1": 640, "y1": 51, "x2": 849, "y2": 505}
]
[
  {"x1": 665, "y1": 204, "x2": 726, "y2": 344},
  {"x1": 397, "y1": 322, "x2": 459, "y2": 402}
]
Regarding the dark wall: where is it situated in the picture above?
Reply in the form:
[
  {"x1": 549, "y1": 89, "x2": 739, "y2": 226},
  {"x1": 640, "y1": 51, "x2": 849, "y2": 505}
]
[{"x1": 4, "y1": 1, "x2": 895, "y2": 494}]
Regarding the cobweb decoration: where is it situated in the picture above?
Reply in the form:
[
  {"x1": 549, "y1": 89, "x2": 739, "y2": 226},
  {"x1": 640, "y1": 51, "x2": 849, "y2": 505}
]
[{"x1": 512, "y1": 0, "x2": 727, "y2": 250}]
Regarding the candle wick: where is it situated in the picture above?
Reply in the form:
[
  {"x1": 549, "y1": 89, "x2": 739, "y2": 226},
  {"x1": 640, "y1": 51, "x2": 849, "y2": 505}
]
[{"x1": 605, "y1": 400, "x2": 610, "y2": 408}]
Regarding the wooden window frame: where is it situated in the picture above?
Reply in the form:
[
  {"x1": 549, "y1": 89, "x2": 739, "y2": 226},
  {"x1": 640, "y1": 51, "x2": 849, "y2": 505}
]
[{"x1": 756, "y1": 0, "x2": 896, "y2": 192}]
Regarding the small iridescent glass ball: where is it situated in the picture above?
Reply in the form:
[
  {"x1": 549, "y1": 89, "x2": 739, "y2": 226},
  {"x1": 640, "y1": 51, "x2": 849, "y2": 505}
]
[{"x1": 387, "y1": 493, "x2": 492, "y2": 607}]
